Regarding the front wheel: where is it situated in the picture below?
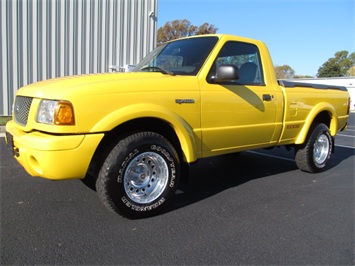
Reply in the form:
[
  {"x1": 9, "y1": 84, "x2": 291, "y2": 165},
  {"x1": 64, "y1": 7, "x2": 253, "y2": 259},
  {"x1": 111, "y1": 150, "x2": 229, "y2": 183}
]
[
  {"x1": 96, "y1": 132, "x2": 180, "y2": 219},
  {"x1": 295, "y1": 123, "x2": 333, "y2": 173}
]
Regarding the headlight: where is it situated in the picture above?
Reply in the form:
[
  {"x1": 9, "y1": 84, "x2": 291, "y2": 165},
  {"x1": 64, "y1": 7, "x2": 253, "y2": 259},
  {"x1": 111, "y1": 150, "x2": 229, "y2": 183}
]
[{"x1": 37, "y1": 100, "x2": 75, "y2": 125}]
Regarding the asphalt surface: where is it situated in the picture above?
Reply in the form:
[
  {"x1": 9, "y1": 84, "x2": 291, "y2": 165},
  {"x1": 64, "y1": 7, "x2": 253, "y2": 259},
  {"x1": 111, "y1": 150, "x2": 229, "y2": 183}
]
[{"x1": 1, "y1": 114, "x2": 354, "y2": 265}]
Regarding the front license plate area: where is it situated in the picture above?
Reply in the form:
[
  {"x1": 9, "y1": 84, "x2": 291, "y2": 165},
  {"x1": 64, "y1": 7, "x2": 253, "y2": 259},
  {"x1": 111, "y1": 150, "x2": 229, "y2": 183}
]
[{"x1": 5, "y1": 132, "x2": 15, "y2": 156}]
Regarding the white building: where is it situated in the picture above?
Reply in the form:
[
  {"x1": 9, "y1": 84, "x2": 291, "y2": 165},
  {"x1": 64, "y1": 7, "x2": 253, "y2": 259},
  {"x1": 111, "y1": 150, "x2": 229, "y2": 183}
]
[{"x1": 0, "y1": 0, "x2": 158, "y2": 116}]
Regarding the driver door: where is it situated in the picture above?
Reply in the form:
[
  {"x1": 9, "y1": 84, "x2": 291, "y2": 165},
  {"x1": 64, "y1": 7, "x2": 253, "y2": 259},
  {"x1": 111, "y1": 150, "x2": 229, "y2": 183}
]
[{"x1": 199, "y1": 41, "x2": 279, "y2": 155}]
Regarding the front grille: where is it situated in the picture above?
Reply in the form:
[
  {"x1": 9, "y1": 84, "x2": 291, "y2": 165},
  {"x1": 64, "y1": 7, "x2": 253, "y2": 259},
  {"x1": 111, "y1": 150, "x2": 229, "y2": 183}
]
[{"x1": 14, "y1": 96, "x2": 33, "y2": 126}]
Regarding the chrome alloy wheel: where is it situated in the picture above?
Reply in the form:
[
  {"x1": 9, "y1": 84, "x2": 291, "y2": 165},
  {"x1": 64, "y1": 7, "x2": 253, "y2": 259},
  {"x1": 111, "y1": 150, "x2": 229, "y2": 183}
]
[
  {"x1": 313, "y1": 133, "x2": 330, "y2": 165},
  {"x1": 123, "y1": 152, "x2": 169, "y2": 204}
]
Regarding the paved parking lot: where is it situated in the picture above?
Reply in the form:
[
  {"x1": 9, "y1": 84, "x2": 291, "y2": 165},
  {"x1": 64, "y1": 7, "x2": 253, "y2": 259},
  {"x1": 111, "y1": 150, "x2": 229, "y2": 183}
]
[{"x1": 1, "y1": 114, "x2": 354, "y2": 265}]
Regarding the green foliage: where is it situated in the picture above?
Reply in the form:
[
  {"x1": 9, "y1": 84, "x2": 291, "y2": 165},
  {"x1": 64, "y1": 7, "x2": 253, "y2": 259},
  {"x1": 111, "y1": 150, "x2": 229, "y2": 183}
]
[
  {"x1": 347, "y1": 66, "x2": 355, "y2": 76},
  {"x1": 274, "y1": 65, "x2": 295, "y2": 79},
  {"x1": 317, "y1": 51, "x2": 355, "y2": 77},
  {"x1": 157, "y1": 19, "x2": 218, "y2": 45},
  {"x1": 195, "y1": 23, "x2": 218, "y2": 35},
  {"x1": 294, "y1": 75, "x2": 314, "y2": 78},
  {"x1": 0, "y1": 116, "x2": 11, "y2": 126}
]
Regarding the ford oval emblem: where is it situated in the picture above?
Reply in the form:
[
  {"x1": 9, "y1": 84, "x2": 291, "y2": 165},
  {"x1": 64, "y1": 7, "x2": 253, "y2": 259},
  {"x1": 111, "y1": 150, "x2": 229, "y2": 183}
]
[{"x1": 15, "y1": 105, "x2": 20, "y2": 114}]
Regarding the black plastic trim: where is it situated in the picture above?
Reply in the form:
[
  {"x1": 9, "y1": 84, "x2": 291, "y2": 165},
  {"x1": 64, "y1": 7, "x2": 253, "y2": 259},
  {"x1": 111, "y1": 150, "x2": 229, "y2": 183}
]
[{"x1": 279, "y1": 80, "x2": 348, "y2": 91}]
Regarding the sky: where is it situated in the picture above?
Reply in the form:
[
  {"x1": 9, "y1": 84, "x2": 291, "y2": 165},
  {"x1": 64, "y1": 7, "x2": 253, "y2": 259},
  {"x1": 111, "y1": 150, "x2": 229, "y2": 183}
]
[{"x1": 157, "y1": 0, "x2": 354, "y2": 77}]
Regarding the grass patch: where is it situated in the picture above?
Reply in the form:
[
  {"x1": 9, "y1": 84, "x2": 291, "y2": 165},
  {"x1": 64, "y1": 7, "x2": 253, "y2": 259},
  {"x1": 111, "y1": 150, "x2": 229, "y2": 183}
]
[{"x1": 0, "y1": 116, "x2": 12, "y2": 126}]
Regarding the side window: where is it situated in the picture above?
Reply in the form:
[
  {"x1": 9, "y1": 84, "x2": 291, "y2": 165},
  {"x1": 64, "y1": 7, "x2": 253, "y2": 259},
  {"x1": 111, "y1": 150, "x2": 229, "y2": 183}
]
[{"x1": 210, "y1": 41, "x2": 264, "y2": 85}]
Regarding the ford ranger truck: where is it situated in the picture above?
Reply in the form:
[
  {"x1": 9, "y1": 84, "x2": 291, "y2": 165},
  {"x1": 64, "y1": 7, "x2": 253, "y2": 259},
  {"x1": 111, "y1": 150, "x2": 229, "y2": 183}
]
[{"x1": 5, "y1": 34, "x2": 350, "y2": 219}]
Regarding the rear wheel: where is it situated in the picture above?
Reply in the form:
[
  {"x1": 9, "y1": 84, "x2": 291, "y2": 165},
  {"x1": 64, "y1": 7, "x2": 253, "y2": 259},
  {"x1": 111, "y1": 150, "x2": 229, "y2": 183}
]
[
  {"x1": 295, "y1": 123, "x2": 332, "y2": 173},
  {"x1": 96, "y1": 132, "x2": 180, "y2": 219}
]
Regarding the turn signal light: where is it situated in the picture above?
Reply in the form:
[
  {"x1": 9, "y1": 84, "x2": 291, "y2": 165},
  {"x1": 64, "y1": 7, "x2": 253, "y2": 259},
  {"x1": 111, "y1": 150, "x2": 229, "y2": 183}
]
[{"x1": 54, "y1": 101, "x2": 75, "y2": 125}]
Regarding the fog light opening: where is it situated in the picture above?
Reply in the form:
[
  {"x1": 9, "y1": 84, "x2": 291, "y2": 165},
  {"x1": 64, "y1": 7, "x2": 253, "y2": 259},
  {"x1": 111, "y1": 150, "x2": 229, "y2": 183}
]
[{"x1": 29, "y1": 156, "x2": 43, "y2": 175}]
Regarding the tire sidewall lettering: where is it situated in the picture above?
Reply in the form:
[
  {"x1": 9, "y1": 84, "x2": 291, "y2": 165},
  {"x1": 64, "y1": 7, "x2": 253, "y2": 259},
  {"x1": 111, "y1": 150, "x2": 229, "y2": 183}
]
[
  {"x1": 117, "y1": 143, "x2": 177, "y2": 208},
  {"x1": 97, "y1": 132, "x2": 180, "y2": 218},
  {"x1": 151, "y1": 144, "x2": 176, "y2": 188},
  {"x1": 121, "y1": 196, "x2": 166, "y2": 211},
  {"x1": 117, "y1": 149, "x2": 139, "y2": 183}
]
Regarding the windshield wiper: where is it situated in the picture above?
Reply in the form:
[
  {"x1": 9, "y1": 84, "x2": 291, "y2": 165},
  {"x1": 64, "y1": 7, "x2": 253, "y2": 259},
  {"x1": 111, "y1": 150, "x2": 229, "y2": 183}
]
[{"x1": 140, "y1": 66, "x2": 175, "y2": 76}]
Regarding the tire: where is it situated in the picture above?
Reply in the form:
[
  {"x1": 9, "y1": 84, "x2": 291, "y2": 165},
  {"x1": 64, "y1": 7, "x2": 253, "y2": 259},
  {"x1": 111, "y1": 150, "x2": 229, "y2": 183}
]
[
  {"x1": 96, "y1": 132, "x2": 180, "y2": 219},
  {"x1": 295, "y1": 123, "x2": 333, "y2": 173}
]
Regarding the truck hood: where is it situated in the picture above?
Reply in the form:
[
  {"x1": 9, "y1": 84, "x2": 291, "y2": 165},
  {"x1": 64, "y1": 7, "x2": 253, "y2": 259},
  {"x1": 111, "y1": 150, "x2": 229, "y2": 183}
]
[{"x1": 16, "y1": 72, "x2": 181, "y2": 99}]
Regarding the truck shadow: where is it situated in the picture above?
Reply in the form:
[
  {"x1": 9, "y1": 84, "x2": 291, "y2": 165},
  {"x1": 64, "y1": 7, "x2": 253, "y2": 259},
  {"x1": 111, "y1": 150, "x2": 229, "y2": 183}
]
[
  {"x1": 164, "y1": 146, "x2": 354, "y2": 214},
  {"x1": 327, "y1": 145, "x2": 355, "y2": 169}
]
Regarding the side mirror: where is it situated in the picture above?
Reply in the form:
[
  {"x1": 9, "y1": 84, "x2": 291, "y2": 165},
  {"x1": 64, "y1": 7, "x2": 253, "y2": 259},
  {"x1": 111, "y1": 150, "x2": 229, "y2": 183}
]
[{"x1": 211, "y1": 64, "x2": 239, "y2": 83}]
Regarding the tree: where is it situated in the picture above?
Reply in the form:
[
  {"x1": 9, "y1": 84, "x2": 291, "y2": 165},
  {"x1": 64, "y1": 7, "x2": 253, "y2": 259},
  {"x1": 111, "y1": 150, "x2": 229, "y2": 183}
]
[
  {"x1": 317, "y1": 50, "x2": 355, "y2": 77},
  {"x1": 294, "y1": 75, "x2": 314, "y2": 78},
  {"x1": 195, "y1": 22, "x2": 219, "y2": 35},
  {"x1": 157, "y1": 19, "x2": 218, "y2": 45},
  {"x1": 348, "y1": 66, "x2": 355, "y2": 76},
  {"x1": 347, "y1": 52, "x2": 355, "y2": 76},
  {"x1": 274, "y1": 65, "x2": 295, "y2": 79}
]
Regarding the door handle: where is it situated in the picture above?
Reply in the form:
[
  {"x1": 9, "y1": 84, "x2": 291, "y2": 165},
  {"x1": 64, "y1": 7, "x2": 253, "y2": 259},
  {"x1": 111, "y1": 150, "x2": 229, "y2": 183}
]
[{"x1": 263, "y1": 94, "x2": 273, "y2": 101}]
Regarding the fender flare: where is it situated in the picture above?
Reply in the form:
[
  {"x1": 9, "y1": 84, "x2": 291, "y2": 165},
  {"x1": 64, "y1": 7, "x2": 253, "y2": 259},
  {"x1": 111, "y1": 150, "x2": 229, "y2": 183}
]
[
  {"x1": 90, "y1": 104, "x2": 199, "y2": 163},
  {"x1": 295, "y1": 102, "x2": 338, "y2": 144}
]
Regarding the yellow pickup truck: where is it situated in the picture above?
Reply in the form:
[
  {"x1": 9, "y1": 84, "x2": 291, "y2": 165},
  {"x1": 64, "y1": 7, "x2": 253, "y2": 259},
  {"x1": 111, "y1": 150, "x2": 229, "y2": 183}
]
[{"x1": 6, "y1": 34, "x2": 350, "y2": 218}]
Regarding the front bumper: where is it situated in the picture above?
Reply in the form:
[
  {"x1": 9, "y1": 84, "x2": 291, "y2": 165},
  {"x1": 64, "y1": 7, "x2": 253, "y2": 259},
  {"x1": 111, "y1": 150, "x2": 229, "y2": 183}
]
[{"x1": 5, "y1": 120, "x2": 104, "y2": 180}]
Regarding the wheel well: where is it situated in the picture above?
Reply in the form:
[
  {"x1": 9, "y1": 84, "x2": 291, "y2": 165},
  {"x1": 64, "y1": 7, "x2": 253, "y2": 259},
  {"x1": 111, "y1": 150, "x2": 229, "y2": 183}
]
[
  {"x1": 87, "y1": 118, "x2": 188, "y2": 182},
  {"x1": 295, "y1": 110, "x2": 332, "y2": 146},
  {"x1": 310, "y1": 111, "x2": 335, "y2": 153},
  {"x1": 312, "y1": 111, "x2": 331, "y2": 128}
]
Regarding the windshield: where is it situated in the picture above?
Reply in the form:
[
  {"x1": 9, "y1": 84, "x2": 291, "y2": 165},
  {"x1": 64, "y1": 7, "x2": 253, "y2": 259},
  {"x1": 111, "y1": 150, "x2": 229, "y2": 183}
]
[{"x1": 132, "y1": 36, "x2": 219, "y2": 75}]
